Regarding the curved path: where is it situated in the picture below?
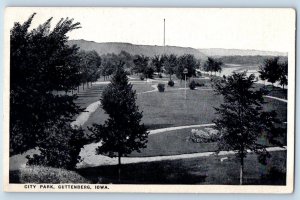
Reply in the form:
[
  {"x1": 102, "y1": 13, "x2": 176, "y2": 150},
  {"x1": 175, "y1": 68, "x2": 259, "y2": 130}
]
[
  {"x1": 77, "y1": 145, "x2": 286, "y2": 168},
  {"x1": 264, "y1": 95, "x2": 288, "y2": 103},
  {"x1": 66, "y1": 82, "x2": 289, "y2": 168},
  {"x1": 149, "y1": 123, "x2": 215, "y2": 135}
]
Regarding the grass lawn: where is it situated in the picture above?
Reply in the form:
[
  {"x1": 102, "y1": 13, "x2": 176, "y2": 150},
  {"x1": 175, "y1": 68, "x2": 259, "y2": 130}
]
[
  {"x1": 77, "y1": 150, "x2": 286, "y2": 185},
  {"x1": 129, "y1": 129, "x2": 218, "y2": 157},
  {"x1": 128, "y1": 123, "x2": 287, "y2": 157},
  {"x1": 85, "y1": 87, "x2": 287, "y2": 130},
  {"x1": 74, "y1": 84, "x2": 107, "y2": 108}
]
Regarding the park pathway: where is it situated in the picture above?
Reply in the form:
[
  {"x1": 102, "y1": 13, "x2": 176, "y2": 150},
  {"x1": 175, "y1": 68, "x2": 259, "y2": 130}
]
[{"x1": 77, "y1": 144, "x2": 287, "y2": 168}]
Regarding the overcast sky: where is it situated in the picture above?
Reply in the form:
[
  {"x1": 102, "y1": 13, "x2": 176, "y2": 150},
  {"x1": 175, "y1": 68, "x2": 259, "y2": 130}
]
[{"x1": 6, "y1": 7, "x2": 295, "y2": 52}]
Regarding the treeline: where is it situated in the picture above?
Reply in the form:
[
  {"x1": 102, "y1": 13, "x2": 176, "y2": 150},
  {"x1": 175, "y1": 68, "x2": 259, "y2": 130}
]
[{"x1": 100, "y1": 53, "x2": 201, "y2": 81}]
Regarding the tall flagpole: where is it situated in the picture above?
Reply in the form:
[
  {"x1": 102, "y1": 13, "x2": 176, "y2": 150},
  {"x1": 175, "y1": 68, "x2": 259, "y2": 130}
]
[{"x1": 163, "y1": 18, "x2": 165, "y2": 48}]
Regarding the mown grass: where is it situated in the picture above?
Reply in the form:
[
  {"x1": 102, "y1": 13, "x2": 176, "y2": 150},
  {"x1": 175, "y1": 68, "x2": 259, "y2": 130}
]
[
  {"x1": 85, "y1": 87, "x2": 287, "y2": 130},
  {"x1": 129, "y1": 123, "x2": 287, "y2": 157},
  {"x1": 78, "y1": 151, "x2": 286, "y2": 185},
  {"x1": 10, "y1": 165, "x2": 89, "y2": 184}
]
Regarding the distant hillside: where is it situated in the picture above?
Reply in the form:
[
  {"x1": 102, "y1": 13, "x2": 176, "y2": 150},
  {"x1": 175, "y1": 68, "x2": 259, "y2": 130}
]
[
  {"x1": 198, "y1": 48, "x2": 287, "y2": 57},
  {"x1": 68, "y1": 40, "x2": 207, "y2": 60}
]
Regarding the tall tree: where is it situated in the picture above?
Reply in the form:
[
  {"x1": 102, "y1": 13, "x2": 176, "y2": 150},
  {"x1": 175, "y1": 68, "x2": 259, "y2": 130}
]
[
  {"x1": 163, "y1": 54, "x2": 177, "y2": 80},
  {"x1": 89, "y1": 66, "x2": 148, "y2": 182},
  {"x1": 212, "y1": 72, "x2": 284, "y2": 185},
  {"x1": 175, "y1": 54, "x2": 199, "y2": 80},
  {"x1": 100, "y1": 53, "x2": 120, "y2": 80},
  {"x1": 133, "y1": 55, "x2": 153, "y2": 79},
  {"x1": 258, "y1": 57, "x2": 281, "y2": 87},
  {"x1": 10, "y1": 13, "x2": 85, "y2": 169},
  {"x1": 78, "y1": 50, "x2": 101, "y2": 89},
  {"x1": 203, "y1": 57, "x2": 223, "y2": 75},
  {"x1": 151, "y1": 55, "x2": 164, "y2": 75},
  {"x1": 278, "y1": 60, "x2": 288, "y2": 90}
]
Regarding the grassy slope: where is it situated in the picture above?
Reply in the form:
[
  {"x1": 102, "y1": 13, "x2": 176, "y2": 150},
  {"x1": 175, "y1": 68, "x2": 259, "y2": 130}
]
[{"x1": 78, "y1": 150, "x2": 286, "y2": 185}]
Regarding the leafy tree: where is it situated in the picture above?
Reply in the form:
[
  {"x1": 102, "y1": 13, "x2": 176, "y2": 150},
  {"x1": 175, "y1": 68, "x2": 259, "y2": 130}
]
[
  {"x1": 212, "y1": 72, "x2": 284, "y2": 185},
  {"x1": 89, "y1": 66, "x2": 148, "y2": 182},
  {"x1": 78, "y1": 50, "x2": 101, "y2": 89},
  {"x1": 100, "y1": 53, "x2": 120, "y2": 80},
  {"x1": 10, "y1": 13, "x2": 86, "y2": 169},
  {"x1": 118, "y1": 50, "x2": 134, "y2": 73},
  {"x1": 258, "y1": 57, "x2": 281, "y2": 87},
  {"x1": 27, "y1": 123, "x2": 87, "y2": 170},
  {"x1": 278, "y1": 61, "x2": 288, "y2": 90},
  {"x1": 175, "y1": 54, "x2": 199, "y2": 80},
  {"x1": 151, "y1": 55, "x2": 164, "y2": 75},
  {"x1": 133, "y1": 55, "x2": 153, "y2": 79},
  {"x1": 203, "y1": 57, "x2": 223, "y2": 75},
  {"x1": 163, "y1": 54, "x2": 177, "y2": 80}
]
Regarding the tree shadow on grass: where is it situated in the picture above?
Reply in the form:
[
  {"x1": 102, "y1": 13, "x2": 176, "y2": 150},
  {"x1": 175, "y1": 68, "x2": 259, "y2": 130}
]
[
  {"x1": 77, "y1": 160, "x2": 207, "y2": 184},
  {"x1": 145, "y1": 124, "x2": 174, "y2": 130}
]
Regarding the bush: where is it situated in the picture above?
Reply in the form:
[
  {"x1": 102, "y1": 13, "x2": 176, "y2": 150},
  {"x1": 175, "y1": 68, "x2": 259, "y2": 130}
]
[
  {"x1": 190, "y1": 128, "x2": 219, "y2": 143},
  {"x1": 140, "y1": 74, "x2": 145, "y2": 80},
  {"x1": 168, "y1": 80, "x2": 175, "y2": 87},
  {"x1": 27, "y1": 123, "x2": 88, "y2": 170},
  {"x1": 189, "y1": 80, "x2": 196, "y2": 90},
  {"x1": 158, "y1": 74, "x2": 163, "y2": 78},
  {"x1": 16, "y1": 165, "x2": 89, "y2": 183},
  {"x1": 157, "y1": 83, "x2": 165, "y2": 92}
]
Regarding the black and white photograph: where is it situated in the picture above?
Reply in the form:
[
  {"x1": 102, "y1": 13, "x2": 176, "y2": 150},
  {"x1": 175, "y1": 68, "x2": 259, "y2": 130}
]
[{"x1": 3, "y1": 7, "x2": 295, "y2": 193}]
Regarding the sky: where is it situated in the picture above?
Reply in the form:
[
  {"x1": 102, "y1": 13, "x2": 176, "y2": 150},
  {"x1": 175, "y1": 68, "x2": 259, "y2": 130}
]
[{"x1": 5, "y1": 7, "x2": 295, "y2": 52}]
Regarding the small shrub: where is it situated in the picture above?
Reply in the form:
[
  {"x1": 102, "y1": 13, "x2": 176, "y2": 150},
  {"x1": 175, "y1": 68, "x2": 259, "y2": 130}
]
[
  {"x1": 168, "y1": 80, "x2": 175, "y2": 87},
  {"x1": 157, "y1": 83, "x2": 165, "y2": 92},
  {"x1": 158, "y1": 74, "x2": 163, "y2": 78},
  {"x1": 140, "y1": 74, "x2": 145, "y2": 80},
  {"x1": 189, "y1": 80, "x2": 196, "y2": 90}
]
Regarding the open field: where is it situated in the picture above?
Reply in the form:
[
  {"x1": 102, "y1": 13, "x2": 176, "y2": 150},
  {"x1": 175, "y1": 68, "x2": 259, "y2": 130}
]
[{"x1": 77, "y1": 150, "x2": 286, "y2": 185}]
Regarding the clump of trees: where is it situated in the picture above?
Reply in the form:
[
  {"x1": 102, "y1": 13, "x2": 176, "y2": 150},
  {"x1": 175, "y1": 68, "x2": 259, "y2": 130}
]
[
  {"x1": 176, "y1": 54, "x2": 199, "y2": 80},
  {"x1": 133, "y1": 55, "x2": 155, "y2": 79},
  {"x1": 212, "y1": 72, "x2": 284, "y2": 185},
  {"x1": 151, "y1": 55, "x2": 165, "y2": 76},
  {"x1": 78, "y1": 50, "x2": 101, "y2": 90},
  {"x1": 203, "y1": 57, "x2": 223, "y2": 75},
  {"x1": 89, "y1": 65, "x2": 148, "y2": 182},
  {"x1": 100, "y1": 51, "x2": 134, "y2": 80},
  {"x1": 259, "y1": 57, "x2": 288, "y2": 89},
  {"x1": 10, "y1": 13, "x2": 89, "y2": 169}
]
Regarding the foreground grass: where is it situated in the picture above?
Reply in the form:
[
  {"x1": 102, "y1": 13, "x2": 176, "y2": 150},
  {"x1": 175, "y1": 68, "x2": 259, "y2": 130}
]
[
  {"x1": 10, "y1": 165, "x2": 89, "y2": 184},
  {"x1": 78, "y1": 151, "x2": 286, "y2": 185}
]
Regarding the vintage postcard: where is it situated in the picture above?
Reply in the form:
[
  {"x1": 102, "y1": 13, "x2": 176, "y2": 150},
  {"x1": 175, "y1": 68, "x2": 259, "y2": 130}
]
[{"x1": 3, "y1": 7, "x2": 295, "y2": 193}]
